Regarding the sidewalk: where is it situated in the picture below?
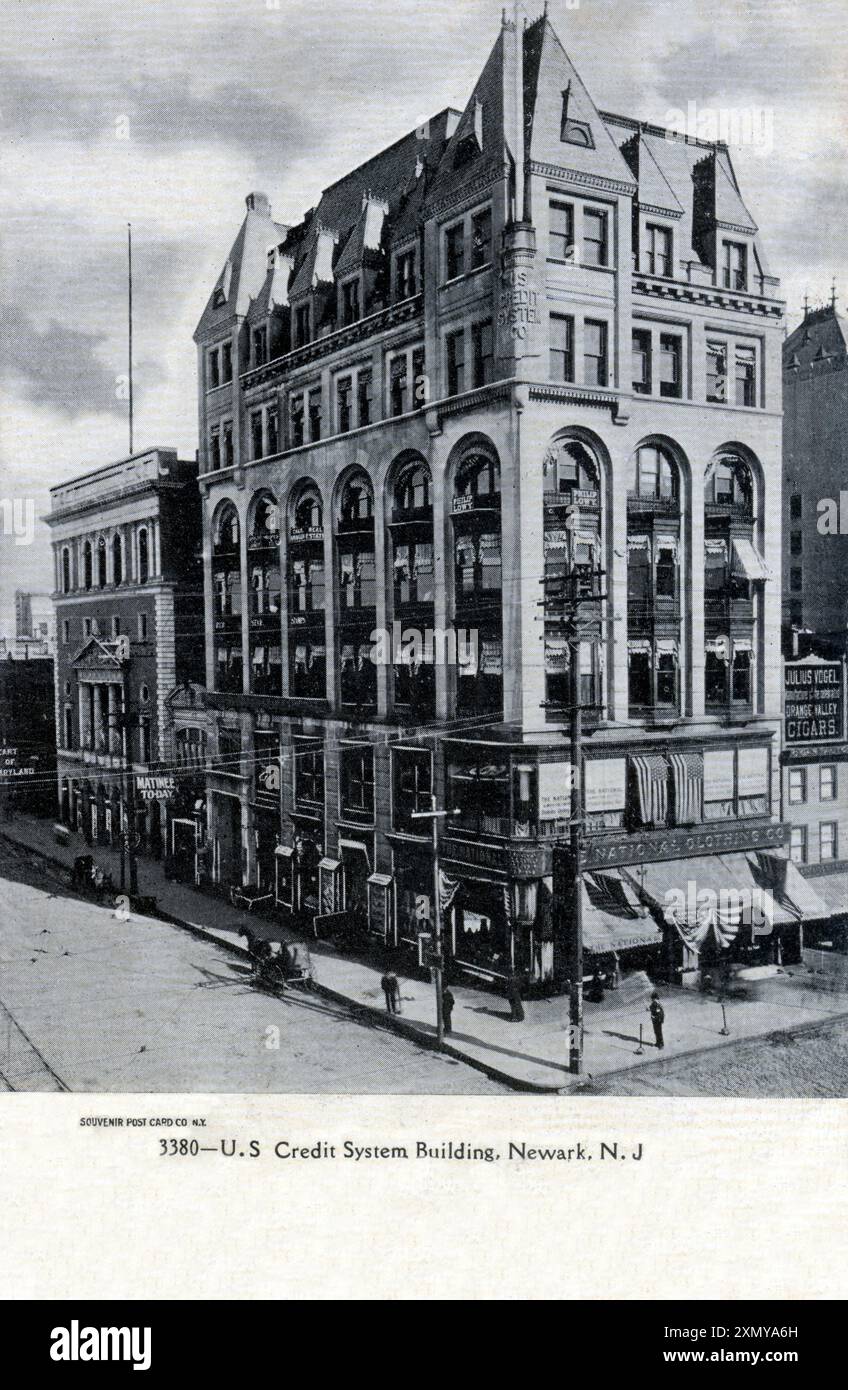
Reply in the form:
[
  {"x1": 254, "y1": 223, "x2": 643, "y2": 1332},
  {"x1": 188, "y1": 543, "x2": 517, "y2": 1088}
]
[{"x1": 4, "y1": 812, "x2": 848, "y2": 1093}]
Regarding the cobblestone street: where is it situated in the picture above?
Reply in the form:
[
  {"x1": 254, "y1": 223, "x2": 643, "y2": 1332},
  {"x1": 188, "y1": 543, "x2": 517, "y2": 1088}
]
[{"x1": 0, "y1": 839, "x2": 506, "y2": 1094}]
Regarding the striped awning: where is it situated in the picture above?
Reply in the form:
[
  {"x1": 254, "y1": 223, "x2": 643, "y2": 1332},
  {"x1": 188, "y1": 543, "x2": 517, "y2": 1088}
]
[{"x1": 732, "y1": 538, "x2": 771, "y2": 581}]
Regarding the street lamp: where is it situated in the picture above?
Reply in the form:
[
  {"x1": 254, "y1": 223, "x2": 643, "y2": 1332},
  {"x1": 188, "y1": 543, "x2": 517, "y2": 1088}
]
[{"x1": 411, "y1": 793, "x2": 459, "y2": 1045}]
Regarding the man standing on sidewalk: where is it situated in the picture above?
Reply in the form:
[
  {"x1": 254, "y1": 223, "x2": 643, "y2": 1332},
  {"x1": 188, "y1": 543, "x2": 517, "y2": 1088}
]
[
  {"x1": 442, "y1": 985, "x2": 455, "y2": 1036},
  {"x1": 648, "y1": 991, "x2": 665, "y2": 1050},
  {"x1": 381, "y1": 968, "x2": 402, "y2": 1015}
]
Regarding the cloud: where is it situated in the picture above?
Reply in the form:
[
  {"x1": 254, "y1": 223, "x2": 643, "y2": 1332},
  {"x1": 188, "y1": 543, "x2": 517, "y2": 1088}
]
[
  {"x1": 0, "y1": 304, "x2": 118, "y2": 417},
  {"x1": 0, "y1": 0, "x2": 846, "y2": 635}
]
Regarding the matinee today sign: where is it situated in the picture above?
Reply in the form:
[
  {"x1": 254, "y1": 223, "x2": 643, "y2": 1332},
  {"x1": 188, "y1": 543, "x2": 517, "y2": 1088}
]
[{"x1": 784, "y1": 659, "x2": 845, "y2": 744}]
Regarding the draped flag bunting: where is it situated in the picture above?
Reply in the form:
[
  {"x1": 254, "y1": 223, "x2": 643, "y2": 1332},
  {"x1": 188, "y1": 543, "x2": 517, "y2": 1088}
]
[{"x1": 438, "y1": 869, "x2": 461, "y2": 913}]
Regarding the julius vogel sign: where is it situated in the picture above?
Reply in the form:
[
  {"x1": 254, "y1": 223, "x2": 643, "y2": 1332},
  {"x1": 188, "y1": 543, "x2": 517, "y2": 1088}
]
[{"x1": 784, "y1": 659, "x2": 845, "y2": 744}]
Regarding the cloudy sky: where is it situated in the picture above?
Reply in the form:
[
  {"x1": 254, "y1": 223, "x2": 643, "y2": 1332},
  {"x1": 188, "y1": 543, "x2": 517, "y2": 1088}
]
[{"x1": 1, "y1": 0, "x2": 845, "y2": 633}]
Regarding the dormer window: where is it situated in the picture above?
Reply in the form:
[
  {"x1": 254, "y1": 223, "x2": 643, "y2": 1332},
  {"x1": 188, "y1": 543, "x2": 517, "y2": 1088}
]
[
  {"x1": 252, "y1": 324, "x2": 267, "y2": 367},
  {"x1": 445, "y1": 222, "x2": 465, "y2": 281},
  {"x1": 342, "y1": 278, "x2": 361, "y2": 326},
  {"x1": 645, "y1": 224, "x2": 672, "y2": 278},
  {"x1": 471, "y1": 207, "x2": 492, "y2": 270},
  {"x1": 395, "y1": 249, "x2": 417, "y2": 300},
  {"x1": 722, "y1": 241, "x2": 747, "y2": 292},
  {"x1": 295, "y1": 303, "x2": 311, "y2": 347}
]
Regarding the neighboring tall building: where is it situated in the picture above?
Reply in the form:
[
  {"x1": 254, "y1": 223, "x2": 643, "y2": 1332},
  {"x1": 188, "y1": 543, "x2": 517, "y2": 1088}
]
[
  {"x1": 46, "y1": 449, "x2": 203, "y2": 857},
  {"x1": 192, "y1": 11, "x2": 799, "y2": 989},
  {"x1": 783, "y1": 301, "x2": 848, "y2": 651},
  {"x1": 14, "y1": 590, "x2": 55, "y2": 657},
  {"x1": 0, "y1": 654, "x2": 56, "y2": 816}
]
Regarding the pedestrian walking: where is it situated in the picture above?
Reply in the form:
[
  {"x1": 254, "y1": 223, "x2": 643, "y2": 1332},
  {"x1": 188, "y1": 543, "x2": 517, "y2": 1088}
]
[
  {"x1": 648, "y1": 990, "x2": 665, "y2": 1049},
  {"x1": 381, "y1": 969, "x2": 401, "y2": 1015},
  {"x1": 442, "y1": 985, "x2": 455, "y2": 1036}
]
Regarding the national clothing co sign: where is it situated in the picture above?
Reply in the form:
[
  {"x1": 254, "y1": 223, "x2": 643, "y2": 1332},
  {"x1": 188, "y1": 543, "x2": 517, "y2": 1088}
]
[{"x1": 784, "y1": 658, "x2": 845, "y2": 745}]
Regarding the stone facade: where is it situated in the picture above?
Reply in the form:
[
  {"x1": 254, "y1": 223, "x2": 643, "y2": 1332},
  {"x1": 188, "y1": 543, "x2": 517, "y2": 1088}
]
[
  {"x1": 47, "y1": 448, "x2": 203, "y2": 857},
  {"x1": 192, "y1": 12, "x2": 787, "y2": 987}
]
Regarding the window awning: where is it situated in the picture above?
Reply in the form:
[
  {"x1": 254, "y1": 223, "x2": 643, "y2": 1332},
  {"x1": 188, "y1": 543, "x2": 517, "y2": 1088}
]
[
  {"x1": 581, "y1": 871, "x2": 664, "y2": 954},
  {"x1": 747, "y1": 852, "x2": 830, "y2": 922},
  {"x1": 797, "y1": 871, "x2": 848, "y2": 918},
  {"x1": 732, "y1": 538, "x2": 771, "y2": 581},
  {"x1": 619, "y1": 850, "x2": 830, "y2": 957}
]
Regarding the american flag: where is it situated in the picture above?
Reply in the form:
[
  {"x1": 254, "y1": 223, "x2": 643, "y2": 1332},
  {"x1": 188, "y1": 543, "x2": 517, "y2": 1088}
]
[
  {"x1": 631, "y1": 753, "x2": 668, "y2": 824},
  {"x1": 585, "y1": 872, "x2": 638, "y2": 920},
  {"x1": 670, "y1": 751, "x2": 704, "y2": 824}
]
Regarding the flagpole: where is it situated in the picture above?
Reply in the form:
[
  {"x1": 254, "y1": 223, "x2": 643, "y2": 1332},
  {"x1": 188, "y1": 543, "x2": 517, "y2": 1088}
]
[{"x1": 128, "y1": 222, "x2": 134, "y2": 455}]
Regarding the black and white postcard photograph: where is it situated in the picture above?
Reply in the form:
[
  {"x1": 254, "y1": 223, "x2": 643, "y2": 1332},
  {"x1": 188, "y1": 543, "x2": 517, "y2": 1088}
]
[{"x1": 0, "y1": 0, "x2": 846, "y2": 1319}]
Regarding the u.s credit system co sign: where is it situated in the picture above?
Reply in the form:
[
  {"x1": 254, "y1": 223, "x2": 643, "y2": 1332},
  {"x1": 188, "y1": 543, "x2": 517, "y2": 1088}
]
[{"x1": 784, "y1": 659, "x2": 845, "y2": 744}]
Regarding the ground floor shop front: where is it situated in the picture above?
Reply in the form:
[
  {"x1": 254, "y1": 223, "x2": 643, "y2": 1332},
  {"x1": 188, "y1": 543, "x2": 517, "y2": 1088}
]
[{"x1": 58, "y1": 762, "x2": 207, "y2": 880}]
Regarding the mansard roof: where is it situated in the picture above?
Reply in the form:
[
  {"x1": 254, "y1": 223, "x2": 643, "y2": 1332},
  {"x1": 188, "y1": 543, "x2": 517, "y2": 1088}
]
[
  {"x1": 785, "y1": 304, "x2": 848, "y2": 363},
  {"x1": 196, "y1": 10, "x2": 775, "y2": 337},
  {"x1": 523, "y1": 15, "x2": 637, "y2": 189}
]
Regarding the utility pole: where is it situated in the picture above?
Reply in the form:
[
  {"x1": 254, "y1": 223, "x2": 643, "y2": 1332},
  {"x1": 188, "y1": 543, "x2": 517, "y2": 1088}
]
[
  {"x1": 119, "y1": 656, "x2": 138, "y2": 897},
  {"x1": 567, "y1": 636, "x2": 583, "y2": 1074},
  {"x1": 411, "y1": 793, "x2": 456, "y2": 1045},
  {"x1": 541, "y1": 561, "x2": 606, "y2": 1075}
]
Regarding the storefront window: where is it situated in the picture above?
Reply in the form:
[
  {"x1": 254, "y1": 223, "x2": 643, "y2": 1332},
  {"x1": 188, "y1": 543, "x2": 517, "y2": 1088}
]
[
  {"x1": 448, "y1": 757, "x2": 510, "y2": 837},
  {"x1": 451, "y1": 882, "x2": 510, "y2": 975}
]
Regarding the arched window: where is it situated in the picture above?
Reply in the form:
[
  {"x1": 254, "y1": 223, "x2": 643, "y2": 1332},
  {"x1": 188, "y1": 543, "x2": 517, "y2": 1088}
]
[
  {"x1": 544, "y1": 440, "x2": 599, "y2": 497},
  {"x1": 340, "y1": 474, "x2": 373, "y2": 524},
  {"x1": 288, "y1": 487, "x2": 325, "y2": 699},
  {"x1": 97, "y1": 536, "x2": 108, "y2": 588},
  {"x1": 627, "y1": 443, "x2": 682, "y2": 715},
  {"x1": 112, "y1": 533, "x2": 123, "y2": 586},
  {"x1": 138, "y1": 528, "x2": 149, "y2": 584},
  {"x1": 704, "y1": 453, "x2": 759, "y2": 711},
  {"x1": 705, "y1": 455, "x2": 752, "y2": 510},
  {"x1": 83, "y1": 541, "x2": 93, "y2": 591},
  {"x1": 293, "y1": 491, "x2": 322, "y2": 535},
  {"x1": 630, "y1": 444, "x2": 678, "y2": 500},
  {"x1": 394, "y1": 464, "x2": 431, "y2": 515},
  {"x1": 213, "y1": 505, "x2": 240, "y2": 554},
  {"x1": 61, "y1": 548, "x2": 71, "y2": 594},
  {"x1": 455, "y1": 452, "x2": 501, "y2": 503},
  {"x1": 543, "y1": 438, "x2": 604, "y2": 720},
  {"x1": 337, "y1": 474, "x2": 376, "y2": 708},
  {"x1": 250, "y1": 494, "x2": 279, "y2": 546},
  {"x1": 453, "y1": 447, "x2": 503, "y2": 717}
]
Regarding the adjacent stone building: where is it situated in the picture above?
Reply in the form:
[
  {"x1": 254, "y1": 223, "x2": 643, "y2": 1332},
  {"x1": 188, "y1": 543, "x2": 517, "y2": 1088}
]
[
  {"x1": 783, "y1": 301, "x2": 848, "y2": 649},
  {"x1": 192, "y1": 10, "x2": 806, "y2": 988},
  {"x1": 47, "y1": 449, "x2": 203, "y2": 860}
]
